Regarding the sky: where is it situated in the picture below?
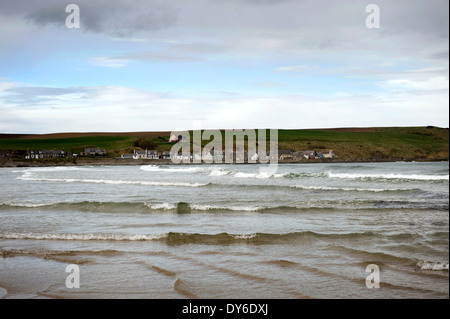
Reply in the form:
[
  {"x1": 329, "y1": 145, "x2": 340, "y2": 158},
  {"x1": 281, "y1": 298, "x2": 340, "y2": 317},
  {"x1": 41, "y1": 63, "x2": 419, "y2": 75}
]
[{"x1": 0, "y1": 0, "x2": 448, "y2": 133}]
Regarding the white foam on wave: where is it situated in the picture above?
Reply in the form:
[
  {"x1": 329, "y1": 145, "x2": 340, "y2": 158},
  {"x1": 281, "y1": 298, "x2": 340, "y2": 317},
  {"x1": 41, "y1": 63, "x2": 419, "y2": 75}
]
[
  {"x1": 145, "y1": 202, "x2": 177, "y2": 210},
  {"x1": 140, "y1": 165, "x2": 206, "y2": 173},
  {"x1": 13, "y1": 167, "x2": 92, "y2": 173},
  {"x1": 190, "y1": 204, "x2": 262, "y2": 212},
  {"x1": 232, "y1": 234, "x2": 258, "y2": 239},
  {"x1": 1, "y1": 201, "x2": 54, "y2": 208},
  {"x1": 17, "y1": 175, "x2": 207, "y2": 187},
  {"x1": 143, "y1": 202, "x2": 261, "y2": 212},
  {"x1": 417, "y1": 260, "x2": 449, "y2": 271},
  {"x1": 0, "y1": 232, "x2": 167, "y2": 241},
  {"x1": 233, "y1": 172, "x2": 283, "y2": 179},
  {"x1": 327, "y1": 172, "x2": 449, "y2": 181},
  {"x1": 290, "y1": 185, "x2": 412, "y2": 192},
  {"x1": 208, "y1": 169, "x2": 231, "y2": 177}
]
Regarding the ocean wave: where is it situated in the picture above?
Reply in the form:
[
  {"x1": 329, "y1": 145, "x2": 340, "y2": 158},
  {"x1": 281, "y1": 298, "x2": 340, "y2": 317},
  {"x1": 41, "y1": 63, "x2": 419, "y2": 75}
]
[
  {"x1": 144, "y1": 202, "x2": 177, "y2": 210},
  {"x1": 209, "y1": 169, "x2": 232, "y2": 176},
  {"x1": 233, "y1": 172, "x2": 284, "y2": 179},
  {"x1": 13, "y1": 166, "x2": 93, "y2": 173},
  {"x1": 0, "y1": 248, "x2": 122, "y2": 259},
  {"x1": 416, "y1": 261, "x2": 449, "y2": 271},
  {"x1": 0, "y1": 231, "x2": 416, "y2": 245},
  {"x1": 0, "y1": 202, "x2": 55, "y2": 208},
  {"x1": 1, "y1": 200, "x2": 445, "y2": 213},
  {"x1": 289, "y1": 185, "x2": 415, "y2": 193},
  {"x1": 0, "y1": 232, "x2": 167, "y2": 241},
  {"x1": 190, "y1": 204, "x2": 262, "y2": 212},
  {"x1": 140, "y1": 165, "x2": 207, "y2": 173},
  {"x1": 327, "y1": 172, "x2": 449, "y2": 181},
  {"x1": 17, "y1": 175, "x2": 207, "y2": 187}
]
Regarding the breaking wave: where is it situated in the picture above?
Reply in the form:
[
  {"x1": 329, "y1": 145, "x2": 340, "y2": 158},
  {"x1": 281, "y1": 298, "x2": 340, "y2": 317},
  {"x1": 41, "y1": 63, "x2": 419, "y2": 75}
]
[
  {"x1": 140, "y1": 165, "x2": 207, "y2": 173},
  {"x1": 12, "y1": 166, "x2": 93, "y2": 173},
  {"x1": 0, "y1": 230, "x2": 423, "y2": 245},
  {"x1": 1, "y1": 199, "x2": 446, "y2": 213},
  {"x1": 0, "y1": 232, "x2": 167, "y2": 241},
  {"x1": 233, "y1": 172, "x2": 284, "y2": 179},
  {"x1": 289, "y1": 185, "x2": 417, "y2": 193},
  {"x1": 327, "y1": 172, "x2": 449, "y2": 181},
  {"x1": 416, "y1": 261, "x2": 449, "y2": 271},
  {"x1": 17, "y1": 175, "x2": 207, "y2": 188}
]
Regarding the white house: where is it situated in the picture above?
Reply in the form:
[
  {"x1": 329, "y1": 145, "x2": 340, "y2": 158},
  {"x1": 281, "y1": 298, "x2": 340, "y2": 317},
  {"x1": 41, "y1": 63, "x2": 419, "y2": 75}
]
[
  {"x1": 133, "y1": 150, "x2": 160, "y2": 159},
  {"x1": 161, "y1": 151, "x2": 171, "y2": 159},
  {"x1": 171, "y1": 152, "x2": 192, "y2": 161},
  {"x1": 147, "y1": 150, "x2": 159, "y2": 159},
  {"x1": 321, "y1": 150, "x2": 337, "y2": 158},
  {"x1": 133, "y1": 150, "x2": 146, "y2": 159}
]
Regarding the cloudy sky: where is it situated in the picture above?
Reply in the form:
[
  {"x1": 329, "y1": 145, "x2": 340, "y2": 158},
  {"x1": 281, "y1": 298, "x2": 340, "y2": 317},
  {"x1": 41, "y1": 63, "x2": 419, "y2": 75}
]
[{"x1": 0, "y1": 0, "x2": 448, "y2": 133}]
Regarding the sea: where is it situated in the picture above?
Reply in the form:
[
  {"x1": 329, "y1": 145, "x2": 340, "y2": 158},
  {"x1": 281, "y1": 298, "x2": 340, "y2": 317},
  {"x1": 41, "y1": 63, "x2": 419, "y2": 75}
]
[{"x1": 0, "y1": 161, "x2": 448, "y2": 299}]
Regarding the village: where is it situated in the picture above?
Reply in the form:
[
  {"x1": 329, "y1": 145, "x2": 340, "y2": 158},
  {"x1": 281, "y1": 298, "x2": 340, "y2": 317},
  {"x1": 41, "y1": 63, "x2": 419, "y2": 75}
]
[
  {"x1": 0, "y1": 147, "x2": 337, "y2": 163},
  {"x1": 0, "y1": 132, "x2": 339, "y2": 163}
]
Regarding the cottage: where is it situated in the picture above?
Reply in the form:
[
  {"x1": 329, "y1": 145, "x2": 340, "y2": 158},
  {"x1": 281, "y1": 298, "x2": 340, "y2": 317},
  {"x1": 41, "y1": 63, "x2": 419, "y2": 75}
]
[
  {"x1": 278, "y1": 150, "x2": 293, "y2": 160},
  {"x1": 26, "y1": 150, "x2": 42, "y2": 159},
  {"x1": 133, "y1": 150, "x2": 146, "y2": 159},
  {"x1": 147, "y1": 150, "x2": 159, "y2": 159},
  {"x1": 172, "y1": 152, "x2": 192, "y2": 161},
  {"x1": 321, "y1": 150, "x2": 337, "y2": 158},
  {"x1": 161, "y1": 151, "x2": 171, "y2": 160},
  {"x1": 301, "y1": 150, "x2": 316, "y2": 160},
  {"x1": 42, "y1": 150, "x2": 66, "y2": 158},
  {"x1": 121, "y1": 154, "x2": 134, "y2": 159},
  {"x1": 0, "y1": 149, "x2": 10, "y2": 158},
  {"x1": 26, "y1": 150, "x2": 66, "y2": 159},
  {"x1": 85, "y1": 148, "x2": 107, "y2": 157},
  {"x1": 257, "y1": 152, "x2": 270, "y2": 162},
  {"x1": 169, "y1": 134, "x2": 185, "y2": 142},
  {"x1": 169, "y1": 134, "x2": 179, "y2": 142},
  {"x1": 250, "y1": 153, "x2": 259, "y2": 161}
]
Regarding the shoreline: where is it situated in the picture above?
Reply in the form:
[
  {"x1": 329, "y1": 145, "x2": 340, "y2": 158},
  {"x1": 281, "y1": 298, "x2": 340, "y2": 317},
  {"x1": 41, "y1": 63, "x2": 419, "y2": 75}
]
[{"x1": 0, "y1": 157, "x2": 448, "y2": 168}]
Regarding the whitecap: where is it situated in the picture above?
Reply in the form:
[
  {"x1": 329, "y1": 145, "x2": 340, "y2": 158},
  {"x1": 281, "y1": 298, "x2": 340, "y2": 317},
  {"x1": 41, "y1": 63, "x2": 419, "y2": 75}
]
[
  {"x1": 190, "y1": 204, "x2": 261, "y2": 212},
  {"x1": 145, "y1": 202, "x2": 177, "y2": 210},
  {"x1": 327, "y1": 172, "x2": 449, "y2": 181},
  {"x1": 417, "y1": 260, "x2": 449, "y2": 271},
  {"x1": 16, "y1": 176, "x2": 207, "y2": 187},
  {"x1": 0, "y1": 232, "x2": 167, "y2": 241}
]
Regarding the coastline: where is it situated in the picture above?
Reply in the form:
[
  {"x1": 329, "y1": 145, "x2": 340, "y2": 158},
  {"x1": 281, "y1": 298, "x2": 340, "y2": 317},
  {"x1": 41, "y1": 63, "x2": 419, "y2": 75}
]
[{"x1": 1, "y1": 157, "x2": 448, "y2": 168}]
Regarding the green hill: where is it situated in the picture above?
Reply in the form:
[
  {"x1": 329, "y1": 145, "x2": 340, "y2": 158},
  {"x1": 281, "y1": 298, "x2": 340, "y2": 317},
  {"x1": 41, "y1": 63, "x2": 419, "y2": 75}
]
[{"x1": 0, "y1": 126, "x2": 448, "y2": 162}]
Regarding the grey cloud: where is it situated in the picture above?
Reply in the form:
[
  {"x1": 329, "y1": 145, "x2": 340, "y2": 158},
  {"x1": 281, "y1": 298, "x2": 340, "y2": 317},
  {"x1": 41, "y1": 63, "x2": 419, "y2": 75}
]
[
  {"x1": 2, "y1": 86, "x2": 90, "y2": 106},
  {"x1": 167, "y1": 41, "x2": 230, "y2": 54},
  {"x1": 431, "y1": 51, "x2": 449, "y2": 60},
  {"x1": 118, "y1": 52, "x2": 200, "y2": 62},
  {"x1": 0, "y1": 0, "x2": 178, "y2": 37}
]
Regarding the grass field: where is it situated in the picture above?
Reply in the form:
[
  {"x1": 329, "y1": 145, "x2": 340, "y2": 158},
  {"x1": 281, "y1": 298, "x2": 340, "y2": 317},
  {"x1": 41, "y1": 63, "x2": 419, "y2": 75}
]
[{"x1": 0, "y1": 126, "x2": 448, "y2": 161}]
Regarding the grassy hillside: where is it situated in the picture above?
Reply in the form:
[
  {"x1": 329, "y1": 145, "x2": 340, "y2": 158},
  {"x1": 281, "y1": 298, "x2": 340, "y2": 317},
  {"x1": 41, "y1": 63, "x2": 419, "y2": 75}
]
[
  {"x1": 276, "y1": 127, "x2": 449, "y2": 161},
  {"x1": 0, "y1": 136, "x2": 136, "y2": 155},
  {"x1": 0, "y1": 126, "x2": 448, "y2": 162}
]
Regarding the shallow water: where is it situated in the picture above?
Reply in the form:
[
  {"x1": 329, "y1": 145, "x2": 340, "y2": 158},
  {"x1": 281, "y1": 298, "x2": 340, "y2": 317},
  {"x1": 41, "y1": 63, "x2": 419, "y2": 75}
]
[{"x1": 0, "y1": 162, "x2": 448, "y2": 298}]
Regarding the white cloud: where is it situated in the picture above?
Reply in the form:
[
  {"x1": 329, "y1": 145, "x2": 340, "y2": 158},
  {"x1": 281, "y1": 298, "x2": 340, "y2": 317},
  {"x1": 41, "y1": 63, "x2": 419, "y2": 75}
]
[
  {"x1": 89, "y1": 57, "x2": 130, "y2": 68},
  {"x1": 0, "y1": 82, "x2": 16, "y2": 93},
  {"x1": 275, "y1": 65, "x2": 311, "y2": 73},
  {"x1": 381, "y1": 77, "x2": 449, "y2": 91},
  {"x1": 1, "y1": 83, "x2": 448, "y2": 133}
]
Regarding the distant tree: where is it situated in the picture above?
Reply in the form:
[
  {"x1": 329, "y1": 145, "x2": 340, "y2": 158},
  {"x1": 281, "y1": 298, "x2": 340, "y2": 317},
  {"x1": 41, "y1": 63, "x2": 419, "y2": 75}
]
[{"x1": 133, "y1": 138, "x2": 157, "y2": 150}]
